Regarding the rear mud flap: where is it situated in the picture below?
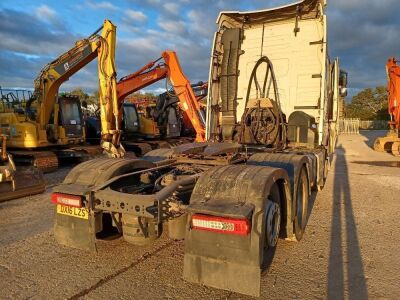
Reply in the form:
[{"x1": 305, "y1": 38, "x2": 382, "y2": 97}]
[
  {"x1": 183, "y1": 254, "x2": 261, "y2": 297},
  {"x1": 54, "y1": 209, "x2": 97, "y2": 252}
]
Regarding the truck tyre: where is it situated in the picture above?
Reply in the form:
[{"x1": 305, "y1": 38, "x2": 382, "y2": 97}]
[
  {"x1": 294, "y1": 167, "x2": 309, "y2": 241},
  {"x1": 317, "y1": 155, "x2": 329, "y2": 191},
  {"x1": 262, "y1": 183, "x2": 281, "y2": 270},
  {"x1": 122, "y1": 214, "x2": 162, "y2": 246}
]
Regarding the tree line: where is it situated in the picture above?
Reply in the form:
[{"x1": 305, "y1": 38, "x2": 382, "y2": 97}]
[
  {"x1": 345, "y1": 86, "x2": 389, "y2": 120},
  {"x1": 65, "y1": 88, "x2": 157, "y2": 105}
]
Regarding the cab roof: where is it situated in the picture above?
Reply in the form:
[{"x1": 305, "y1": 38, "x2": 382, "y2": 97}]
[{"x1": 216, "y1": 0, "x2": 325, "y2": 24}]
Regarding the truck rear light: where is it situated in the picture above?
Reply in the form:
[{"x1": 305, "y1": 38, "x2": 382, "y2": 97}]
[
  {"x1": 51, "y1": 193, "x2": 83, "y2": 208},
  {"x1": 191, "y1": 214, "x2": 250, "y2": 236}
]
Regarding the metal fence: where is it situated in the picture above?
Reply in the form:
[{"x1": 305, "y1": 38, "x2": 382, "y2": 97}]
[
  {"x1": 339, "y1": 118, "x2": 360, "y2": 134},
  {"x1": 359, "y1": 120, "x2": 388, "y2": 130}
]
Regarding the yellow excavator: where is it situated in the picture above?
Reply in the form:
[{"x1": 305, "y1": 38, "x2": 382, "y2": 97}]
[{"x1": 0, "y1": 19, "x2": 121, "y2": 173}]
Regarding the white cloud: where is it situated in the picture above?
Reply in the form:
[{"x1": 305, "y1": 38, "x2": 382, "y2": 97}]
[
  {"x1": 35, "y1": 5, "x2": 57, "y2": 23},
  {"x1": 86, "y1": 1, "x2": 119, "y2": 11},
  {"x1": 157, "y1": 20, "x2": 186, "y2": 35},
  {"x1": 146, "y1": 0, "x2": 162, "y2": 4},
  {"x1": 124, "y1": 9, "x2": 148, "y2": 23},
  {"x1": 163, "y1": 3, "x2": 179, "y2": 15},
  {"x1": 187, "y1": 10, "x2": 215, "y2": 39},
  {"x1": 141, "y1": 87, "x2": 165, "y2": 94}
]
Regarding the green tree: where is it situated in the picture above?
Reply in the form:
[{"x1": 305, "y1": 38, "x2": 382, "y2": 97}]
[
  {"x1": 67, "y1": 88, "x2": 89, "y2": 102},
  {"x1": 87, "y1": 90, "x2": 99, "y2": 105},
  {"x1": 125, "y1": 92, "x2": 157, "y2": 103},
  {"x1": 65, "y1": 88, "x2": 99, "y2": 105},
  {"x1": 345, "y1": 86, "x2": 388, "y2": 120}
]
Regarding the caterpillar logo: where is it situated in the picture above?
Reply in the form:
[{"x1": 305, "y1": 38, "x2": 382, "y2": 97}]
[{"x1": 64, "y1": 62, "x2": 70, "y2": 71}]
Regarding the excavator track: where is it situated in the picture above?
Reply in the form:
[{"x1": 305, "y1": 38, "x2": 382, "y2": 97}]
[
  {"x1": 373, "y1": 131, "x2": 400, "y2": 155},
  {"x1": 33, "y1": 152, "x2": 59, "y2": 173},
  {"x1": 391, "y1": 141, "x2": 400, "y2": 156},
  {"x1": 10, "y1": 146, "x2": 103, "y2": 174},
  {"x1": 10, "y1": 150, "x2": 59, "y2": 173},
  {"x1": 373, "y1": 137, "x2": 387, "y2": 152}
]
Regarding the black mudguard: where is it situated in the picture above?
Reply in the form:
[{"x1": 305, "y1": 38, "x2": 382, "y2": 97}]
[
  {"x1": 183, "y1": 164, "x2": 291, "y2": 297},
  {"x1": 54, "y1": 211, "x2": 97, "y2": 252},
  {"x1": 53, "y1": 157, "x2": 155, "y2": 251}
]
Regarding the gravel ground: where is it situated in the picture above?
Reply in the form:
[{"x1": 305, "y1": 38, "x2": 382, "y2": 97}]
[{"x1": 0, "y1": 131, "x2": 399, "y2": 299}]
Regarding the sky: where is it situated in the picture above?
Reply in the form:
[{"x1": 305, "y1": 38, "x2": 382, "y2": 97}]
[{"x1": 0, "y1": 0, "x2": 399, "y2": 99}]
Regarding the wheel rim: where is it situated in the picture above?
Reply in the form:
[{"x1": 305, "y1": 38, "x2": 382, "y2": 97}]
[{"x1": 265, "y1": 200, "x2": 281, "y2": 247}]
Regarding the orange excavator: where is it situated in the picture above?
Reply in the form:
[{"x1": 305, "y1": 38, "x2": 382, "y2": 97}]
[
  {"x1": 125, "y1": 80, "x2": 207, "y2": 138},
  {"x1": 374, "y1": 57, "x2": 400, "y2": 156},
  {"x1": 85, "y1": 51, "x2": 206, "y2": 154},
  {"x1": 116, "y1": 51, "x2": 206, "y2": 142}
]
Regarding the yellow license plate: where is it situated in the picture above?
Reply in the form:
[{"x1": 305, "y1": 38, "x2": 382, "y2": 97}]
[{"x1": 56, "y1": 204, "x2": 89, "y2": 220}]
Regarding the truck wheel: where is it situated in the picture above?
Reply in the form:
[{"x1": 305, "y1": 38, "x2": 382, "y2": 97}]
[
  {"x1": 262, "y1": 183, "x2": 281, "y2": 269},
  {"x1": 294, "y1": 167, "x2": 309, "y2": 241},
  {"x1": 317, "y1": 157, "x2": 329, "y2": 191}
]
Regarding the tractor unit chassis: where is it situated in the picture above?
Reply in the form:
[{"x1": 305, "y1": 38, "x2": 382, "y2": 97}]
[{"x1": 52, "y1": 141, "x2": 327, "y2": 297}]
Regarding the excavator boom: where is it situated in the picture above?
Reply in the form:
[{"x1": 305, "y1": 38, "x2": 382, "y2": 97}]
[
  {"x1": 117, "y1": 65, "x2": 167, "y2": 101},
  {"x1": 387, "y1": 58, "x2": 400, "y2": 130},
  {"x1": 162, "y1": 51, "x2": 206, "y2": 142}
]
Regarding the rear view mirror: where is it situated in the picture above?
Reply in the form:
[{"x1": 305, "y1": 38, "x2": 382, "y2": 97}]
[
  {"x1": 340, "y1": 87, "x2": 348, "y2": 97},
  {"x1": 339, "y1": 70, "x2": 348, "y2": 88}
]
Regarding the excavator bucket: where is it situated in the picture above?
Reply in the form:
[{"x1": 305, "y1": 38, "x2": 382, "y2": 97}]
[
  {"x1": 0, "y1": 135, "x2": 45, "y2": 202},
  {"x1": 0, "y1": 165, "x2": 45, "y2": 202}
]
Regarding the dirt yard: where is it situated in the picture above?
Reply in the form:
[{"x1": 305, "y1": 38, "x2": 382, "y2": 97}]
[{"x1": 0, "y1": 131, "x2": 399, "y2": 299}]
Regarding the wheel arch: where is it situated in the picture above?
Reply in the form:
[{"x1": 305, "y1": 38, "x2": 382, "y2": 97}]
[
  {"x1": 247, "y1": 152, "x2": 312, "y2": 238},
  {"x1": 62, "y1": 157, "x2": 155, "y2": 187},
  {"x1": 184, "y1": 164, "x2": 293, "y2": 297}
]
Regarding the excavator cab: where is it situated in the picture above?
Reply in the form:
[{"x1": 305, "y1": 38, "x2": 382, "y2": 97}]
[
  {"x1": 135, "y1": 104, "x2": 161, "y2": 138},
  {"x1": 58, "y1": 95, "x2": 84, "y2": 139},
  {"x1": 45, "y1": 95, "x2": 85, "y2": 143},
  {"x1": 122, "y1": 103, "x2": 140, "y2": 135}
]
